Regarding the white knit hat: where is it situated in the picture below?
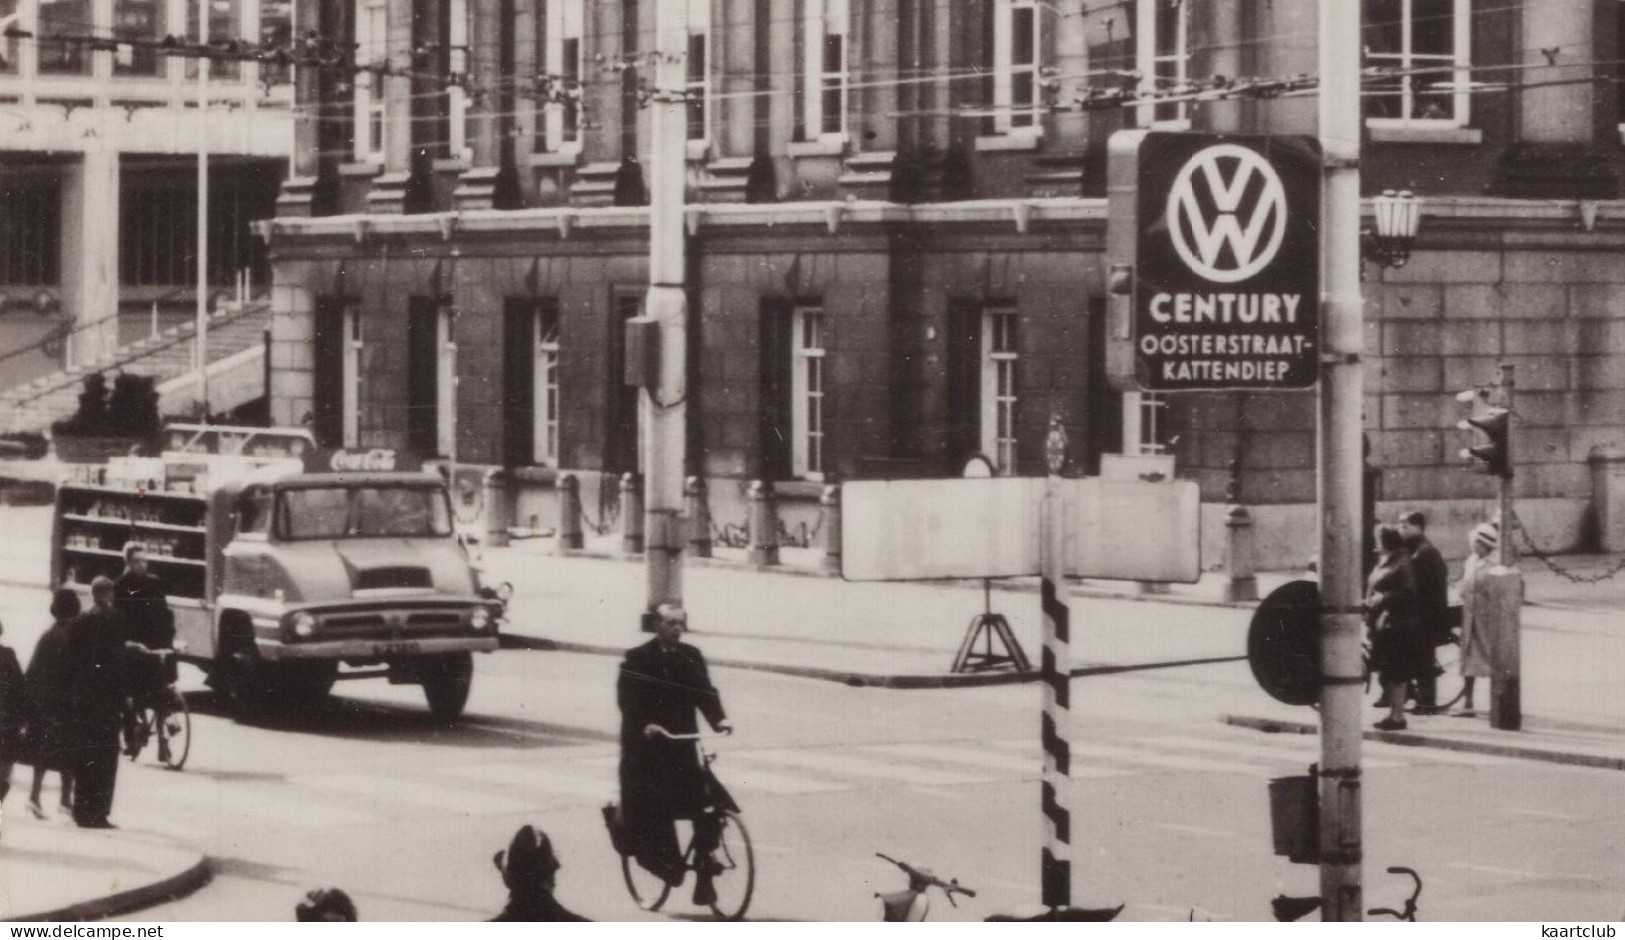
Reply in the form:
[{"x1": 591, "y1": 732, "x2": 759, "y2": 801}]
[{"x1": 1471, "y1": 523, "x2": 1499, "y2": 549}]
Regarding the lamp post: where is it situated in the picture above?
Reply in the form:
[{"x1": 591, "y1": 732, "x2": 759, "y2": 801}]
[{"x1": 195, "y1": 0, "x2": 211, "y2": 421}]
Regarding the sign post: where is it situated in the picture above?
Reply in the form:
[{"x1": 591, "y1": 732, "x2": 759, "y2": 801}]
[{"x1": 1040, "y1": 418, "x2": 1073, "y2": 908}]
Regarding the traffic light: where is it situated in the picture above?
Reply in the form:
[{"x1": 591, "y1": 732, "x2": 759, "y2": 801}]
[{"x1": 1458, "y1": 407, "x2": 1512, "y2": 479}]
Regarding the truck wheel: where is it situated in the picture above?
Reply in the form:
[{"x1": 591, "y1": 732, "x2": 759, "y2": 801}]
[
  {"x1": 422, "y1": 653, "x2": 473, "y2": 722},
  {"x1": 215, "y1": 626, "x2": 271, "y2": 721},
  {"x1": 282, "y1": 662, "x2": 339, "y2": 709}
]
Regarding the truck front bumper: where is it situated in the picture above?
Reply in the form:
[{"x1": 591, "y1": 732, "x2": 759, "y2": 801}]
[{"x1": 257, "y1": 636, "x2": 500, "y2": 661}]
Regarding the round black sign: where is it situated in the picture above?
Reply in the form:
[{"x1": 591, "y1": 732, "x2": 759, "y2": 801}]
[{"x1": 1246, "y1": 579, "x2": 1323, "y2": 707}]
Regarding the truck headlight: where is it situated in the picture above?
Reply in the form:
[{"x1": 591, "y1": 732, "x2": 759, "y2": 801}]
[
  {"x1": 290, "y1": 611, "x2": 317, "y2": 637},
  {"x1": 470, "y1": 606, "x2": 491, "y2": 631}
]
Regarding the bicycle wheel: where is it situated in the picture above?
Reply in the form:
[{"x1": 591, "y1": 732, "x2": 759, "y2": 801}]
[
  {"x1": 1431, "y1": 636, "x2": 1467, "y2": 712},
  {"x1": 158, "y1": 689, "x2": 191, "y2": 770},
  {"x1": 707, "y1": 811, "x2": 755, "y2": 921},
  {"x1": 621, "y1": 851, "x2": 673, "y2": 912}
]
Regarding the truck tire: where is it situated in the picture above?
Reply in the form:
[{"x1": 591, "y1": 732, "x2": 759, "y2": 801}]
[
  {"x1": 422, "y1": 652, "x2": 473, "y2": 722},
  {"x1": 215, "y1": 623, "x2": 273, "y2": 721},
  {"x1": 281, "y1": 662, "x2": 339, "y2": 709}
]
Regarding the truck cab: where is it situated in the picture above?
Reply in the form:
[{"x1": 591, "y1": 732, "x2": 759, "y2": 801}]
[{"x1": 52, "y1": 434, "x2": 502, "y2": 722}]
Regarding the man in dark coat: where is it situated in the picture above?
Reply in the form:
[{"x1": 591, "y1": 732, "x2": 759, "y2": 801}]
[
  {"x1": 115, "y1": 543, "x2": 173, "y2": 753},
  {"x1": 490, "y1": 824, "x2": 590, "y2": 922},
  {"x1": 1399, "y1": 511, "x2": 1451, "y2": 712},
  {"x1": 65, "y1": 576, "x2": 128, "y2": 828},
  {"x1": 618, "y1": 605, "x2": 732, "y2": 904}
]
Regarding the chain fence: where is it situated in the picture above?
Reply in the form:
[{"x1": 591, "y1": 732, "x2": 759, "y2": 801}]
[{"x1": 1506, "y1": 505, "x2": 1625, "y2": 584}]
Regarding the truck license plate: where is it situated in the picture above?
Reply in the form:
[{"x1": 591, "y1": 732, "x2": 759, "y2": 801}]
[{"x1": 377, "y1": 640, "x2": 422, "y2": 655}]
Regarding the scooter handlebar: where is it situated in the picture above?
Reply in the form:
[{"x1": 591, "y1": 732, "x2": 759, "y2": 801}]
[{"x1": 875, "y1": 854, "x2": 976, "y2": 899}]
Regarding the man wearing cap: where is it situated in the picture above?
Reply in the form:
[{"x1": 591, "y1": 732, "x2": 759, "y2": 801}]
[
  {"x1": 618, "y1": 604, "x2": 733, "y2": 905},
  {"x1": 1398, "y1": 511, "x2": 1451, "y2": 713},
  {"x1": 490, "y1": 824, "x2": 588, "y2": 921},
  {"x1": 1456, "y1": 522, "x2": 1500, "y2": 713}
]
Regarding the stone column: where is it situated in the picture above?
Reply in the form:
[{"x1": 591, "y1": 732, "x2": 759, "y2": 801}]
[{"x1": 60, "y1": 147, "x2": 121, "y2": 367}]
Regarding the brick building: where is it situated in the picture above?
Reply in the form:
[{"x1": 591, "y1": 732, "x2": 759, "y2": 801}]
[{"x1": 262, "y1": 0, "x2": 1625, "y2": 566}]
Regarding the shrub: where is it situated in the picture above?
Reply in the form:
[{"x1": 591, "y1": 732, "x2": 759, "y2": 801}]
[
  {"x1": 51, "y1": 372, "x2": 110, "y2": 437},
  {"x1": 106, "y1": 372, "x2": 162, "y2": 438}
]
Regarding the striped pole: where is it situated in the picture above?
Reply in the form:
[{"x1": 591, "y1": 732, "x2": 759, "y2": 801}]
[{"x1": 1039, "y1": 471, "x2": 1072, "y2": 909}]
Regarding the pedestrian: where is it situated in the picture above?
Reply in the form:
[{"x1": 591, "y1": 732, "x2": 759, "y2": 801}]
[
  {"x1": 490, "y1": 824, "x2": 590, "y2": 921},
  {"x1": 24, "y1": 588, "x2": 81, "y2": 820},
  {"x1": 295, "y1": 887, "x2": 358, "y2": 922},
  {"x1": 1367, "y1": 525, "x2": 1425, "y2": 732},
  {"x1": 1397, "y1": 511, "x2": 1451, "y2": 713},
  {"x1": 1455, "y1": 522, "x2": 1500, "y2": 713},
  {"x1": 114, "y1": 543, "x2": 173, "y2": 756},
  {"x1": 618, "y1": 604, "x2": 733, "y2": 906},
  {"x1": 0, "y1": 615, "x2": 29, "y2": 837},
  {"x1": 65, "y1": 576, "x2": 128, "y2": 829}
]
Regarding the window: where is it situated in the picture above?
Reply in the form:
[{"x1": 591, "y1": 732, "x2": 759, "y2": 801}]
[
  {"x1": 1124, "y1": 392, "x2": 1170, "y2": 455},
  {"x1": 343, "y1": 305, "x2": 362, "y2": 448},
  {"x1": 803, "y1": 0, "x2": 849, "y2": 139},
  {"x1": 355, "y1": 0, "x2": 388, "y2": 162},
  {"x1": 0, "y1": 176, "x2": 61, "y2": 284},
  {"x1": 437, "y1": 305, "x2": 457, "y2": 458},
  {"x1": 1363, "y1": 0, "x2": 1470, "y2": 126},
  {"x1": 791, "y1": 306, "x2": 826, "y2": 479},
  {"x1": 113, "y1": 0, "x2": 166, "y2": 76},
  {"x1": 408, "y1": 299, "x2": 456, "y2": 458},
  {"x1": 277, "y1": 486, "x2": 453, "y2": 540},
  {"x1": 543, "y1": 0, "x2": 584, "y2": 151},
  {"x1": 448, "y1": 0, "x2": 473, "y2": 161},
  {"x1": 1137, "y1": 0, "x2": 1190, "y2": 128},
  {"x1": 259, "y1": 0, "x2": 294, "y2": 86},
  {"x1": 187, "y1": 0, "x2": 243, "y2": 81},
  {"x1": 993, "y1": 0, "x2": 1042, "y2": 134},
  {"x1": 0, "y1": 0, "x2": 17, "y2": 73},
  {"x1": 37, "y1": 0, "x2": 92, "y2": 75},
  {"x1": 980, "y1": 309, "x2": 1018, "y2": 474},
  {"x1": 535, "y1": 306, "x2": 560, "y2": 465},
  {"x1": 682, "y1": 0, "x2": 711, "y2": 142},
  {"x1": 235, "y1": 486, "x2": 272, "y2": 536}
]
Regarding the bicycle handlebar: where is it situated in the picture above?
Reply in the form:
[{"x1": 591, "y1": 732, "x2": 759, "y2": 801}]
[
  {"x1": 875, "y1": 854, "x2": 977, "y2": 899},
  {"x1": 644, "y1": 724, "x2": 733, "y2": 741},
  {"x1": 124, "y1": 642, "x2": 183, "y2": 660}
]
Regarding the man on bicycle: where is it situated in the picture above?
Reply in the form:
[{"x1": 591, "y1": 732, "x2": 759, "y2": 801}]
[
  {"x1": 115, "y1": 544, "x2": 174, "y2": 755},
  {"x1": 617, "y1": 604, "x2": 732, "y2": 906}
]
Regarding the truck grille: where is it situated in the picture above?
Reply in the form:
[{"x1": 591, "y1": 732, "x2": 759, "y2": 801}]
[
  {"x1": 316, "y1": 608, "x2": 470, "y2": 637},
  {"x1": 352, "y1": 566, "x2": 433, "y2": 591}
]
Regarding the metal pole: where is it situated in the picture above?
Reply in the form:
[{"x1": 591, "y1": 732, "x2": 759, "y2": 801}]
[
  {"x1": 1492, "y1": 362, "x2": 1522, "y2": 730},
  {"x1": 1497, "y1": 363, "x2": 1516, "y2": 567},
  {"x1": 1318, "y1": 0, "x2": 1365, "y2": 920},
  {"x1": 1039, "y1": 432, "x2": 1073, "y2": 909},
  {"x1": 196, "y1": 3, "x2": 211, "y2": 421},
  {"x1": 643, "y1": 6, "x2": 688, "y2": 622}
]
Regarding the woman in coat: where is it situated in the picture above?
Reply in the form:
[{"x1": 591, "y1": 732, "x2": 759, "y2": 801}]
[
  {"x1": 1367, "y1": 525, "x2": 1425, "y2": 731},
  {"x1": 25, "y1": 588, "x2": 80, "y2": 819},
  {"x1": 1455, "y1": 523, "x2": 1499, "y2": 713},
  {"x1": 0, "y1": 616, "x2": 28, "y2": 824}
]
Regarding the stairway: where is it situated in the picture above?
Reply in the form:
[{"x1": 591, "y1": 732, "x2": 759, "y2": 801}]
[{"x1": 2, "y1": 302, "x2": 271, "y2": 434}]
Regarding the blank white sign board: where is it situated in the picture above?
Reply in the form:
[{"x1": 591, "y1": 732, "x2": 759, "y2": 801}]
[
  {"x1": 840, "y1": 478, "x2": 1042, "y2": 581},
  {"x1": 841, "y1": 477, "x2": 1201, "y2": 584}
]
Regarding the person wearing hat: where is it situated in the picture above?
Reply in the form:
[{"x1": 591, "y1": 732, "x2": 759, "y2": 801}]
[
  {"x1": 617, "y1": 604, "x2": 733, "y2": 906},
  {"x1": 295, "y1": 887, "x2": 358, "y2": 922},
  {"x1": 1455, "y1": 522, "x2": 1500, "y2": 713},
  {"x1": 490, "y1": 824, "x2": 588, "y2": 921},
  {"x1": 1397, "y1": 511, "x2": 1451, "y2": 713}
]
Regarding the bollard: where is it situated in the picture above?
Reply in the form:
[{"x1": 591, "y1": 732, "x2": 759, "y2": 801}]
[
  {"x1": 621, "y1": 472, "x2": 645, "y2": 554},
  {"x1": 747, "y1": 480, "x2": 779, "y2": 566},
  {"x1": 1485, "y1": 565, "x2": 1524, "y2": 730},
  {"x1": 820, "y1": 484, "x2": 841, "y2": 575},
  {"x1": 1223, "y1": 504, "x2": 1259, "y2": 603},
  {"x1": 685, "y1": 475, "x2": 712, "y2": 558},
  {"x1": 483, "y1": 469, "x2": 510, "y2": 549},
  {"x1": 556, "y1": 473, "x2": 584, "y2": 550}
]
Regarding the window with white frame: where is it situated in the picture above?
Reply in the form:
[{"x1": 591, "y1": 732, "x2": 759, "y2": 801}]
[
  {"x1": 791, "y1": 306, "x2": 826, "y2": 479},
  {"x1": 354, "y1": 0, "x2": 388, "y2": 162},
  {"x1": 1136, "y1": 0, "x2": 1190, "y2": 128},
  {"x1": 533, "y1": 306, "x2": 560, "y2": 465},
  {"x1": 980, "y1": 309, "x2": 1018, "y2": 475},
  {"x1": 1363, "y1": 0, "x2": 1470, "y2": 126},
  {"x1": 803, "y1": 0, "x2": 849, "y2": 140},
  {"x1": 448, "y1": 0, "x2": 473, "y2": 161},
  {"x1": 436, "y1": 306, "x2": 457, "y2": 459},
  {"x1": 682, "y1": 0, "x2": 711, "y2": 142},
  {"x1": 1126, "y1": 392, "x2": 1169, "y2": 455},
  {"x1": 544, "y1": 0, "x2": 584, "y2": 151},
  {"x1": 993, "y1": 0, "x2": 1042, "y2": 134},
  {"x1": 342, "y1": 305, "x2": 363, "y2": 448}
]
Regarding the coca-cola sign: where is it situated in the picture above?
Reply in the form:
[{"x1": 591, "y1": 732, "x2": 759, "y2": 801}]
[{"x1": 328, "y1": 448, "x2": 398, "y2": 472}]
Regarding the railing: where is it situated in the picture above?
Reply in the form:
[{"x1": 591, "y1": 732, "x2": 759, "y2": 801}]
[{"x1": 0, "y1": 307, "x2": 123, "y2": 372}]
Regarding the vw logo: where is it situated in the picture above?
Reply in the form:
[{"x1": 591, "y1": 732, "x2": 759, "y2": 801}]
[{"x1": 1165, "y1": 144, "x2": 1288, "y2": 284}]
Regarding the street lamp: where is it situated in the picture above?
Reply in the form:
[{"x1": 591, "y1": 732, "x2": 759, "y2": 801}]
[{"x1": 1362, "y1": 189, "x2": 1421, "y2": 269}]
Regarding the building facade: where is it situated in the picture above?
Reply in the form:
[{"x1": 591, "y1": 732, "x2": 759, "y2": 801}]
[
  {"x1": 0, "y1": 0, "x2": 294, "y2": 389},
  {"x1": 262, "y1": 0, "x2": 1625, "y2": 566}
]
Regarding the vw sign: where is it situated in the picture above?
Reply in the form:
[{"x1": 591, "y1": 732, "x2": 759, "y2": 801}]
[{"x1": 1106, "y1": 132, "x2": 1322, "y2": 392}]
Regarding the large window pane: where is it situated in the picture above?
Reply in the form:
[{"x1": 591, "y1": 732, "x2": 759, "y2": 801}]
[
  {"x1": 186, "y1": 0, "x2": 241, "y2": 80},
  {"x1": 259, "y1": 0, "x2": 293, "y2": 85},
  {"x1": 0, "y1": 0, "x2": 18, "y2": 73},
  {"x1": 114, "y1": 0, "x2": 167, "y2": 76},
  {"x1": 38, "y1": 0, "x2": 94, "y2": 75}
]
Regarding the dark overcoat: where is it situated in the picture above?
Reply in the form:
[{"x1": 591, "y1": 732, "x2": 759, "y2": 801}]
[
  {"x1": 115, "y1": 570, "x2": 175, "y2": 686},
  {"x1": 617, "y1": 638, "x2": 728, "y2": 821}
]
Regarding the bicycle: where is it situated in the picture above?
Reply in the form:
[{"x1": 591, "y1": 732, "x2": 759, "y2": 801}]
[
  {"x1": 615, "y1": 725, "x2": 755, "y2": 921},
  {"x1": 122, "y1": 642, "x2": 191, "y2": 771},
  {"x1": 874, "y1": 854, "x2": 975, "y2": 921},
  {"x1": 1270, "y1": 866, "x2": 1422, "y2": 922}
]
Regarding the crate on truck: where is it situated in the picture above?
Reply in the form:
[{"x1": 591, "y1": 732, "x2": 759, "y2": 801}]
[{"x1": 52, "y1": 434, "x2": 504, "y2": 722}]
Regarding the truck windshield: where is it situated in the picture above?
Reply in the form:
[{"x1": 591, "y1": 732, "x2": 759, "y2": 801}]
[{"x1": 276, "y1": 486, "x2": 454, "y2": 540}]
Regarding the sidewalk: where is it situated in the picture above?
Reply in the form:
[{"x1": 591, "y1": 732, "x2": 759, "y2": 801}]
[
  {"x1": 0, "y1": 816, "x2": 209, "y2": 921},
  {"x1": 481, "y1": 529, "x2": 1625, "y2": 774}
]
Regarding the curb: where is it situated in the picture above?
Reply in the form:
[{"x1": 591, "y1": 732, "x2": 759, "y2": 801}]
[
  {"x1": 16, "y1": 853, "x2": 212, "y2": 923},
  {"x1": 1222, "y1": 713, "x2": 1625, "y2": 772},
  {"x1": 500, "y1": 633, "x2": 1244, "y2": 689}
]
